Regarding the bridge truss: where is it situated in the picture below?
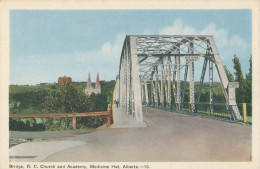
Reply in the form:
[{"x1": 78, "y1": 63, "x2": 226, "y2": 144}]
[{"x1": 114, "y1": 35, "x2": 243, "y2": 124}]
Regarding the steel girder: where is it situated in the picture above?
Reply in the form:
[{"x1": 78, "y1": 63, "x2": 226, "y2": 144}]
[
  {"x1": 166, "y1": 56, "x2": 172, "y2": 109},
  {"x1": 209, "y1": 60, "x2": 214, "y2": 116},
  {"x1": 150, "y1": 79, "x2": 154, "y2": 106},
  {"x1": 116, "y1": 35, "x2": 242, "y2": 123},
  {"x1": 195, "y1": 59, "x2": 208, "y2": 113},
  {"x1": 160, "y1": 61, "x2": 165, "y2": 108},
  {"x1": 176, "y1": 55, "x2": 181, "y2": 110},
  {"x1": 181, "y1": 63, "x2": 188, "y2": 111}
]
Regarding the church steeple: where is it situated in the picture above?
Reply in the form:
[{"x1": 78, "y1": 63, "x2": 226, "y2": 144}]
[
  {"x1": 85, "y1": 72, "x2": 101, "y2": 95},
  {"x1": 87, "y1": 72, "x2": 92, "y2": 89},
  {"x1": 96, "y1": 72, "x2": 100, "y2": 86},
  {"x1": 95, "y1": 72, "x2": 101, "y2": 93}
]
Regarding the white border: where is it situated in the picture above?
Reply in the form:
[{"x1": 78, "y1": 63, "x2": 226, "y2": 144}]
[{"x1": 1, "y1": 0, "x2": 259, "y2": 169}]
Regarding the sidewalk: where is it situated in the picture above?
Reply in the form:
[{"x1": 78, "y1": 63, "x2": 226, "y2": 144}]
[{"x1": 111, "y1": 105, "x2": 147, "y2": 128}]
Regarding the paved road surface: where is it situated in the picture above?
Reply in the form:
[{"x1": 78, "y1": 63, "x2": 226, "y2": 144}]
[
  {"x1": 43, "y1": 107, "x2": 251, "y2": 162},
  {"x1": 10, "y1": 140, "x2": 87, "y2": 162}
]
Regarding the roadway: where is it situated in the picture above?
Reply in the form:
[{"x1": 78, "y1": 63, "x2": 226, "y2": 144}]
[{"x1": 10, "y1": 106, "x2": 251, "y2": 162}]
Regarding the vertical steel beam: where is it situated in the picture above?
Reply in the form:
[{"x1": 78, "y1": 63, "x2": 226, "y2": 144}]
[
  {"x1": 188, "y1": 42, "x2": 196, "y2": 114},
  {"x1": 157, "y1": 68, "x2": 162, "y2": 106},
  {"x1": 181, "y1": 64, "x2": 188, "y2": 111},
  {"x1": 141, "y1": 85, "x2": 144, "y2": 104},
  {"x1": 158, "y1": 77, "x2": 161, "y2": 106},
  {"x1": 123, "y1": 53, "x2": 127, "y2": 112},
  {"x1": 195, "y1": 43, "x2": 209, "y2": 114},
  {"x1": 160, "y1": 62, "x2": 165, "y2": 108},
  {"x1": 172, "y1": 56, "x2": 177, "y2": 108},
  {"x1": 155, "y1": 66, "x2": 159, "y2": 108},
  {"x1": 127, "y1": 43, "x2": 133, "y2": 115},
  {"x1": 129, "y1": 36, "x2": 143, "y2": 122},
  {"x1": 164, "y1": 81, "x2": 168, "y2": 107},
  {"x1": 167, "y1": 56, "x2": 172, "y2": 109},
  {"x1": 150, "y1": 80, "x2": 154, "y2": 106},
  {"x1": 120, "y1": 50, "x2": 127, "y2": 112},
  {"x1": 176, "y1": 51, "x2": 181, "y2": 110},
  {"x1": 189, "y1": 61, "x2": 195, "y2": 113},
  {"x1": 209, "y1": 60, "x2": 214, "y2": 116},
  {"x1": 119, "y1": 48, "x2": 123, "y2": 107},
  {"x1": 195, "y1": 59, "x2": 208, "y2": 113},
  {"x1": 126, "y1": 44, "x2": 131, "y2": 115},
  {"x1": 119, "y1": 70, "x2": 121, "y2": 107},
  {"x1": 154, "y1": 79, "x2": 158, "y2": 107},
  {"x1": 141, "y1": 83, "x2": 145, "y2": 105},
  {"x1": 131, "y1": 88, "x2": 135, "y2": 117},
  {"x1": 121, "y1": 55, "x2": 124, "y2": 109},
  {"x1": 144, "y1": 79, "x2": 149, "y2": 105}
]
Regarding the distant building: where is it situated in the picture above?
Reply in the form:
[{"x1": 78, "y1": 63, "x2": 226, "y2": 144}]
[
  {"x1": 58, "y1": 76, "x2": 72, "y2": 84},
  {"x1": 84, "y1": 72, "x2": 101, "y2": 95}
]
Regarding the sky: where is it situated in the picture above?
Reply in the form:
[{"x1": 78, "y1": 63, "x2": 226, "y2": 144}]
[{"x1": 10, "y1": 10, "x2": 252, "y2": 85}]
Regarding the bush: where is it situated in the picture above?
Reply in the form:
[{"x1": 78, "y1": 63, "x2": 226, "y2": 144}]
[
  {"x1": 41, "y1": 84, "x2": 108, "y2": 130},
  {"x1": 41, "y1": 117, "x2": 73, "y2": 131},
  {"x1": 43, "y1": 83, "x2": 95, "y2": 114},
  {"x1": 77, "y1": 116, "x2": 107, "y2": 129},
  {"x1": 9, "y1": 118, "x2": 45, "y2": 131},
  {"x1": 9, "y1": 83, "x2": 114, "y2": 131}
]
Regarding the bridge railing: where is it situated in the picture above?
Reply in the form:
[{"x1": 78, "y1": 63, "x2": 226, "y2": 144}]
[
  {"x1": 147, "y1": 101, "x2": 251, "y2": 123},
  {"x1": 195, "y1": 103, "x2": 230, "y2": 119},
  {"x1": 9, "y1": 105, "x2": 113, "y2": 129},
  {"x1": 147, "y1": 102, "x2": 235, "y2": 121}
]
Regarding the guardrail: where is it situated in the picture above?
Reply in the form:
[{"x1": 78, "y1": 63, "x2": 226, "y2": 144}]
[
  {"x1": 10, "y1": 105, "x2": 113, "y2": 129},
  {"x1": 147, "y1": 101, "x2": 252, "y2": 123}
]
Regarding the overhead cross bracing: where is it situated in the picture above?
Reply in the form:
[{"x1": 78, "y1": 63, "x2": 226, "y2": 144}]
[{"x1": 113, "y1": 35, "x2": 243, "y2": 126}]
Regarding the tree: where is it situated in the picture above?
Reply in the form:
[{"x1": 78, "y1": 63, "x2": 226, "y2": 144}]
[
  {"x1": 43, "y1": 83, "x2": 95, "y2": 114},
  {"x1": 90, "y1": 93, "x2": 107, "y2": 111},
  {"x1": 224, "y1": 65, "x2": 234, "y2": 82},
  {"x1": 245, "y1": 56, "x2": 252, "y2": 103},
  {"x1": 233, "y1": 55, "x2": 245, "y2": 83},
  {"x1": 232, "y1": 55, "x2": 245, "y2": 103},
  {"x1": 42, "y1": 84, "x2": 109, "y2": 130}
]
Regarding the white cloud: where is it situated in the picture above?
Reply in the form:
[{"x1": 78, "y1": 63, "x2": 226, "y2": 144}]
[
  {"x1": 101, "y1": 33, "x2": 126, "y2": 58},
  {"x1": 76, "y1": 32, "x2": 126, "y2": 62},
  {"x1": 66, "y1": 33, "x2": 127, "y2": 81},
  {"x1": 229, "y1": 35, "x2": 249, "y2": 50},
  {"x1": 159, "y1": 18, "x2": 196, "y2": 35}
]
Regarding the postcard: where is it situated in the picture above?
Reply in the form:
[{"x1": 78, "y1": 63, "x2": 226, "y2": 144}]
[{"x1": 0, "y1": 0, "x2": 259, "y2": 169}]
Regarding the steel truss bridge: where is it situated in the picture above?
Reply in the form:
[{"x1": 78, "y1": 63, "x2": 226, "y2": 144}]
[{"x1": 113, "y1": 35, "x2": 243, "y2": 124}]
